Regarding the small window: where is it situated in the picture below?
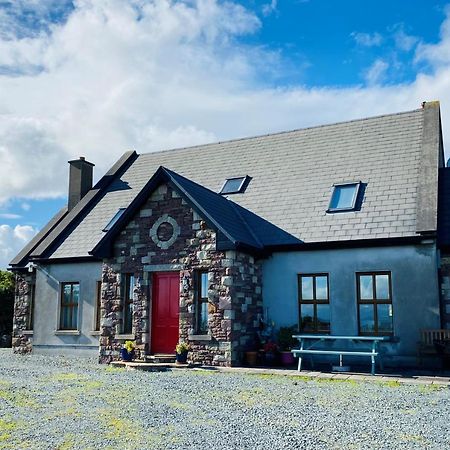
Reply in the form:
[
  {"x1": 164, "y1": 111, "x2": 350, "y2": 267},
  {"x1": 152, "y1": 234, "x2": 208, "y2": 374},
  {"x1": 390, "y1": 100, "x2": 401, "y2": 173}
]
[
  {"x1": 121, "y1": 274, "x2": 134, "y2": 334},
  {"x1": 26, "y1": 283, "x2": 35, "y2": 331},
  {"x1": 328, "y1": 182, "x2": 361, "y2": 212},
  {"x1": 103, "y1": 208, "x2": 126, "y2": 232},
  {"x1": 60, "y1": 282, "x2": 79, "y2": 330},
  {"x1": 219, "y1": 175, "x2": 251, "y2": 195},
  {"x1": 94, "y1": 281, "x2": 102, "y2": 331},
  {"x1": 357, "y1": 272, "x2": 393, "y2": 335},
  {"x1": 196, "y1": 271, "x2": 209, "y2": 334},
  {"x1": 298, "y1": 274, "x2": 330, "y2": 333}
]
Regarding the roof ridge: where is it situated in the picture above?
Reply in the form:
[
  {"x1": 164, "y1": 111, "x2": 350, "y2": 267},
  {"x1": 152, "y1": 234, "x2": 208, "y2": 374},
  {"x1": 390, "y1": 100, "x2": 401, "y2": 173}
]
[{"x1": 138, "y1": 108, "x2": 423, "y2": 157}]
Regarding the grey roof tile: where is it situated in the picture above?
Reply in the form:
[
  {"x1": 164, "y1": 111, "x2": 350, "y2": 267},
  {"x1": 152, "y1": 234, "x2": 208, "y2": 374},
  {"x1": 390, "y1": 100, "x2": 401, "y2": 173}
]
[{"x1": 45, "y1": 107, "x2": 439, "y2": 259}]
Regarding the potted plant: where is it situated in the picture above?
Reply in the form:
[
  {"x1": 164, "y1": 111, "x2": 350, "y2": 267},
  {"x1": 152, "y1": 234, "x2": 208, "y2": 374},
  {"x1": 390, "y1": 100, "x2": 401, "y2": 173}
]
[
  {"x1": 120, "y1": 340, "x2": 135, "y2": 362},
  {"x1": 175, "y1": 342, "x2": 190, "y2": 364},
  {"x1": 277, "y1": 326, "x2": 298, "y2": 366},
  {"x1": 263, "y1": 341, "x2": 279, "y2": 366}
]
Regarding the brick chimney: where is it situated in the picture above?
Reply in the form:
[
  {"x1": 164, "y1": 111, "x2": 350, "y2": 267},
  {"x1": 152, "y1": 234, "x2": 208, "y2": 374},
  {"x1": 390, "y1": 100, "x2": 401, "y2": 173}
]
[{"x1": 68, "y1": 156, "x2": 94, "y2": 211}]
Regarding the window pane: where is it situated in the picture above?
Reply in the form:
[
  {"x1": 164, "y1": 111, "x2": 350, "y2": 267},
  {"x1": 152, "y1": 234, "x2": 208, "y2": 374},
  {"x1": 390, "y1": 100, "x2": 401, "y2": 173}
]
[
  {"x1": 359, "y1": 276, "x2": 373, "y2": 300},
  {"x1": 71, "y1": 306, "x2": 78, "y2": 329},
  {"x1": 201, "y1": 273, "x2": 208, "y2": 298},
  {"x1": 300, "y1": 304, "x2": 314, "y2": 332},
  {"x1": 221, "y1": 178, "x2": 244, "y2": 194},
  {"x1": 200, "y1": 301, "x2": 209, "y2": 333},
  {"x1": 377, "y1": 304, "x2": 393, "y2": 333},
  {"x1": 61, "y1": 306, "x2": 68, "y2": 329},
  {"x1": 359, "y1": 304, "x2": 375, "y2": 333},
  {"x1": 103, "y1": 208, "x2": 126, "y2": 231},
  {"x1": 128, "y1": 275, "x2": 135, "y2": 300},
  {"x1": 375, "y1": 275, "x2": 390, "y2": 300},
  {"x1": 315, "y1": 276, "x2": 328, "y2": 300},
  {"x1": 330, "y1": 184, "x2": 357, "y2": 209},
  {"x1": 63, "y1": 284, "x2": 72, "y2": 305},
  {"x1": 124, "y1": 303, "x2": 133, "y2": 334},
  {"x1": 72, "y1": 284, "x2": 79, "y2": 305},
  {"x1": 316, "y1": 304, "x2": 330, "y2": 332},
  {"x1": 301, "y1": 277, "x2": 314, "y2": 300}
]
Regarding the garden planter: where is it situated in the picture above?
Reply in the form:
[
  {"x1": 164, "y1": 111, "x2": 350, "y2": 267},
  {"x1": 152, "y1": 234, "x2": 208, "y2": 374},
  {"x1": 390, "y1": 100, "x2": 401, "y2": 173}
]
[
  {"x1": 245, "y1": 351, "x2": 258, "y2": 366},
  {"x1": 280, "y1": 351, "x2": 295, "y2": 366},
  {"x1": 176, "y1": 351, "x2": 188, "y2": 364},
  {"x1": 120, "y1": 348, "x2": 134, "y2": 362}
]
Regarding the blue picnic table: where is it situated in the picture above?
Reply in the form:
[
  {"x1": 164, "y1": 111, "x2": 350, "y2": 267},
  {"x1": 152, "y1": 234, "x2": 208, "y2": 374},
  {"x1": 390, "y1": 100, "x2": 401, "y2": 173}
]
[{"x1": 291, "y1": 335, "x2": 390, "y2": 375}]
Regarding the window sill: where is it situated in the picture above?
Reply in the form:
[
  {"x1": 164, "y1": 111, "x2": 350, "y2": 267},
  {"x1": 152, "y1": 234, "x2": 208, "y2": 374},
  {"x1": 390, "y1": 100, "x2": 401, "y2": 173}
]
[
  {"x1": 22, "y1": 330, "x2": 34, "y2": 336},
  {"x1": 188, "y1": 334, "x2": 212, "y2": 341},
  {"x1": 89, "y1": 330, "x2": 101, "y2": 336},
  {"x1": 54, "y1": 330, "x2": 81, "y2": 336},
  {"x1": 115, "y1": 334, "x2": 135, "y2": 340}
]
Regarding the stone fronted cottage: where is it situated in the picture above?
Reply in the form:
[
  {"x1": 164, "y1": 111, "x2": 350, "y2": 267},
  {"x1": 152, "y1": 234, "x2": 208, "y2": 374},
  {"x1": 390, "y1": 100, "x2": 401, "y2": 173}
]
[{"x1": 9, "y1": 101, "x2": 450, "y2": 367}]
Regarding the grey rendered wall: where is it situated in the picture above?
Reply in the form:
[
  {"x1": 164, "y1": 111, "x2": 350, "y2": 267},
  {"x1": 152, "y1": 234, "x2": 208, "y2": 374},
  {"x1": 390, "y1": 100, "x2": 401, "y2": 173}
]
[
  {"x1": 262, "y1": 244, "x2": 440, "y2": 366},
  {"x1": 33, "y1": 262, "x2": 102, "y2": 355}
]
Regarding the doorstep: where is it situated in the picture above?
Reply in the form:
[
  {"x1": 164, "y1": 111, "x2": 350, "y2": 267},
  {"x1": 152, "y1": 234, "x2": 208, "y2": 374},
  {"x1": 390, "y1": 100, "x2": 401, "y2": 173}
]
[{"x1": 110, "y1": 361, "x2": 196, "y2": 372}]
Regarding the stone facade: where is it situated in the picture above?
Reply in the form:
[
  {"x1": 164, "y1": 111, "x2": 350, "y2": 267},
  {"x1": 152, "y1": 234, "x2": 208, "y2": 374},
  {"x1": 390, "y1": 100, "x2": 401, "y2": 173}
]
[
  {"x1": 99, "y1": 183, "x2": 263, "y2": 365},
  {"x1": 440, "y1": 256, "x2": 450, "y2": 329},
  {"x1": 12, "y1": 272, "x2": 35, "y2": 354}
]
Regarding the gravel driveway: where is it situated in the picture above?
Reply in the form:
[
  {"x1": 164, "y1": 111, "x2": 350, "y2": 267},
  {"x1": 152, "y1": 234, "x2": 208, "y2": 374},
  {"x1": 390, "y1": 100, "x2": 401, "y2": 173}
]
[{"x1": 0, "y1": 349, "x2": 449, "y2": 450}]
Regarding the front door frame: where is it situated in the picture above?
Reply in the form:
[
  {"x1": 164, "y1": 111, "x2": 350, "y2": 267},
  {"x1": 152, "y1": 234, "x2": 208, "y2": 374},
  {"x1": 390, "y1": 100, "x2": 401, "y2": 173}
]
[{"x1": 149, "y1": 269, "x2": 181, "y2": 354}]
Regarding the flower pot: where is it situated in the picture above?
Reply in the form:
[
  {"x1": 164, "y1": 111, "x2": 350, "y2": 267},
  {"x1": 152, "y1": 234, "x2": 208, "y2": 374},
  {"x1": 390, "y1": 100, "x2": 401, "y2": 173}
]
[
  {"x1": 280, "y1": 351, "x2": 295, "y2": 366},
  {"x1": 245, "y1": 351, "x2": 258, "y2": 366},
  {"x1": 176, "y1": 351, "x2": 188, "y2": 364},
  {"x1": 120, "y1": 348, "x2": 134, "y2": 362}
]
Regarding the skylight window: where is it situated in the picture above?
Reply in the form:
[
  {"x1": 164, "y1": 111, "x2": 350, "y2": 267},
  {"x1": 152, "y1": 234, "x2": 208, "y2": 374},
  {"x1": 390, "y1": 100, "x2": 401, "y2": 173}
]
[
  {"x1": 103, "y1": 208, "x2": 126, "y2": 232},
  {"x1": 219, "y1": 175, "x2": 251, "y2": 195},
  {"x1": 328, "y1": 182, "x2": 361, "y2": 212}
]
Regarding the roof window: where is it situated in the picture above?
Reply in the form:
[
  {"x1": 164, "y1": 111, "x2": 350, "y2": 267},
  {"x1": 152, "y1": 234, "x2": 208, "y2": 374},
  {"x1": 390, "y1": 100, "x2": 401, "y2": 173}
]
[
  {"x1": 103, "y1": 208, "x2": 126, "y2": 232},
  {"x1": 328, "y1": 182, "x2": 361, "y2": 212},
  {"x1": 219, "y1": 175, "x2": 251, "y2": 195}
]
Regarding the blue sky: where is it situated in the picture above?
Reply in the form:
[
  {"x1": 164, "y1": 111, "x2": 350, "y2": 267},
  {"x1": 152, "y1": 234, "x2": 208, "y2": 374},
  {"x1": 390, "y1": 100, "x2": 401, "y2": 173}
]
[{"x1": 0, "y1": 0, "x2": 450, "y2": 267}]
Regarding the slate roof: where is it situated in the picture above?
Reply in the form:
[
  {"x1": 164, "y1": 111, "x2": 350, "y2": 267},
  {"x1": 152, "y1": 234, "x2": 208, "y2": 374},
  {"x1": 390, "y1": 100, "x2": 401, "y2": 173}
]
[
  {"x1": 10, "y1": 102, "x2": 444, "y2": 266},
  {"x1": 92, "y1": 167, "x2": 301, "y2": 257}
]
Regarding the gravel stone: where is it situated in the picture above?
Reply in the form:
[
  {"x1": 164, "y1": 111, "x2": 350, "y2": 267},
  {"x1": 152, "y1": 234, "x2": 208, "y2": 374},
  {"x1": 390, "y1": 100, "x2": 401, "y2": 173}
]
[{"x1": 0, "y1": 349, "x2": 449, "y2": 449}]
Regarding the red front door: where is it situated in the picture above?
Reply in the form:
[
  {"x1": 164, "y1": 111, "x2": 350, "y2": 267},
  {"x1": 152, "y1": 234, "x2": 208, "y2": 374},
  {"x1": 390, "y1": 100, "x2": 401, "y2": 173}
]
[{"x1": 151, "y1": 272, "x2": 180, "y2": 354}]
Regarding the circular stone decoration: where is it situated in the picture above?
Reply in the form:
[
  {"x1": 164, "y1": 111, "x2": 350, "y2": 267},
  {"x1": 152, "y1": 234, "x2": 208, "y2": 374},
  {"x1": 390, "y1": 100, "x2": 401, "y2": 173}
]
[{"x1": 150, "y1": 214, "x2": 180, "y2": 250}]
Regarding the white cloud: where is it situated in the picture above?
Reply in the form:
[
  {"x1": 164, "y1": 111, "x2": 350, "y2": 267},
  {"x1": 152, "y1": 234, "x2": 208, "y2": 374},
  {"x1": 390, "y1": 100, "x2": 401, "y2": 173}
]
[
  {"x1": 0, "y1": 224, "x2": 37, "y2": 269},
  {"x1": 1, "y1": 0, "x2": 450, "y2": 216},
  {"x1": 0, "y1": 213, "x2": 22, "y2": 219},
  {"x1": 21, "y1": 203, "x2": 31, "y2": 211},
  {"x1": 262, "y1": 0, "x2": 278, "y2": 17},
  {"x1": 351, "y1": 32, "x2": 383, "y2": 47},
  {"x1": 393, "y1": 27, "x2": 419, "y2": 52},
  {"x1": 364, "y1": 59, "x2": 389, "y2": 86}
]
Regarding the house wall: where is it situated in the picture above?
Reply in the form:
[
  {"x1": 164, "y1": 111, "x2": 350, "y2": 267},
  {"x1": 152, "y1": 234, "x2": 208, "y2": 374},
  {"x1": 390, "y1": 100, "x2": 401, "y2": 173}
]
[
  {"x1": 12, "y1": 272, "x2": 35, "y2": 354},
  {"x1": 99, "y1": 183, "x2": 262, "y2": 366},
  {"x1": 262, "y1": 243, "x2": 440, "y2": 366},
  {"x1": 30, "y1": 261, "x2": 102, "y2": 355}
]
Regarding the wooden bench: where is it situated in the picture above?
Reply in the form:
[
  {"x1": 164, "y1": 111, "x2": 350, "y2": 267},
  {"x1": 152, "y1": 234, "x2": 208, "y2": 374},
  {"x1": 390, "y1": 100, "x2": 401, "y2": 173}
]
[
  {"x1": 418, "y1": 329, "x2": 450, "y2": 366},
  {"x1": 291, "y1": 335, "x2": 389, "y2": 375}
]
